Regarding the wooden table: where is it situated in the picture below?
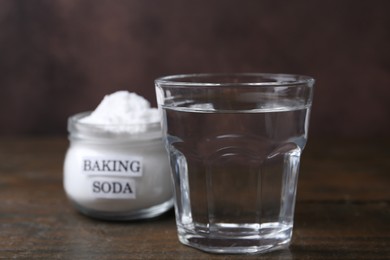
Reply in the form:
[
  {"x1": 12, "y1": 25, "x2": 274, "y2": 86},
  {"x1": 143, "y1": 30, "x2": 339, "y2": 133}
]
[{"x1": 0, "y1": 137, "x2": 389, "y2": 259}]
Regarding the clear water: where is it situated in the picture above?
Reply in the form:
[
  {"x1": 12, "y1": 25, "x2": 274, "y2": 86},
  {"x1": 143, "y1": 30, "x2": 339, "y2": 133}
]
[{"x1": 163, "y1": 104, "x2": 309, "y2": 254}]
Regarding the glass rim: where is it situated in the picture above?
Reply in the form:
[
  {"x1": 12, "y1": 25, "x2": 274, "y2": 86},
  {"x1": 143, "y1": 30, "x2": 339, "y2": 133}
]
[
  {"x1": 155, "y1": 73, "x2": 315, "y2": 87},
  {"x1": 69, "y1": 112, "x2": 161, "y2": 128},
  {"x1": 67, "y1": 112, "x2": 163, "y2": 141}
]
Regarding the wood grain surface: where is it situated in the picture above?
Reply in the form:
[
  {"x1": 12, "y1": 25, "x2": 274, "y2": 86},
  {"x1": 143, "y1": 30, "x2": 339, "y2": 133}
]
[{"x1": 0, "y1": 137, "x2": 389, "y2": 259}]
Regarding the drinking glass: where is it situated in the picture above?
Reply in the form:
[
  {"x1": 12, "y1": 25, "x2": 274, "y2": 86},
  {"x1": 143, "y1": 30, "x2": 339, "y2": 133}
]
[{"x1": 155, "y1": 73, "x2": 314, "y2": 254}]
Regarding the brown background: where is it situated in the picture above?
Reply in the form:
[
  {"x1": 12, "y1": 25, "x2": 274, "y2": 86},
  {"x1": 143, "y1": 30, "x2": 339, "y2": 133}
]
[{"x1": 0, "y1": 0, "x2": 389, "y2": 138}]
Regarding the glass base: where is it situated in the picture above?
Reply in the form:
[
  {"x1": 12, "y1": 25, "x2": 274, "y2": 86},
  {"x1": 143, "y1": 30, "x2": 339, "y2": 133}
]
[
  {"x1": 71, "y1": 199, "x2": 174, "y2": 221},
  {"x1": 177, "y1": 222, "x2": 292, "y2": 254}
]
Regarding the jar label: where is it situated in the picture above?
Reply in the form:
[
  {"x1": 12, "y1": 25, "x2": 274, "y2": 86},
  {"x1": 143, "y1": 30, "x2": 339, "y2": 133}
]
[
  {"x1": 82, "y1": 156, "x2": 143, "y2": 177},
  {"x1": 88, "y1": 177, "x2": 136, "y2": 199}
]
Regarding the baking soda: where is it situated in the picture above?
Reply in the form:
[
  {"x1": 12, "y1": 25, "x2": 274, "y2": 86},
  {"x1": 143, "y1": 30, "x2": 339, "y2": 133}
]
[{"x1": 63, "y1": 91, "x2": 173, "y2": 220}]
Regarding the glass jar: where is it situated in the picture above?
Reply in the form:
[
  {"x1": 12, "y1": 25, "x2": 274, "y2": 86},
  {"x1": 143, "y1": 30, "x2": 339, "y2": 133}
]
[{"x1": 63, "y1": 112, "x2": 173, "y2": 220}]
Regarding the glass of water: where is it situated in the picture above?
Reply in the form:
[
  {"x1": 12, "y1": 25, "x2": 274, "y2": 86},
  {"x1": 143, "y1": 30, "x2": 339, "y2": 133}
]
[{"x1": 155, "y1": 73, "x2": 314, "y2": 254}]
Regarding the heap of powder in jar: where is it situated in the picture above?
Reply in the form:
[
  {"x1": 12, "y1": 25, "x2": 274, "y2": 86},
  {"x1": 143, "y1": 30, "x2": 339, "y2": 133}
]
[
  {"x1": 63, "y1": 91, "x2": 173, "y2": 219},
  {"x1": 80, "y1": 91, "x2": 160, "y2": 127}
]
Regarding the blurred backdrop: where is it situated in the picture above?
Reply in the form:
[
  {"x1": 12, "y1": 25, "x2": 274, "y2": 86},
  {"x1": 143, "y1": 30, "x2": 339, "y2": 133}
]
[{"x1": 0, "y1": 0, "x2": 389, "y2": 137}]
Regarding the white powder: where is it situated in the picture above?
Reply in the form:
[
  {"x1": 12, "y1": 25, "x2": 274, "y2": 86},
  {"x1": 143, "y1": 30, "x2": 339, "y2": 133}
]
[
  {"x1": 63, "y1": 91, "x2": 173, "y2": 220},
  {"x1": 79, "y1": 91, "x2": 160, "y2": 134}
]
